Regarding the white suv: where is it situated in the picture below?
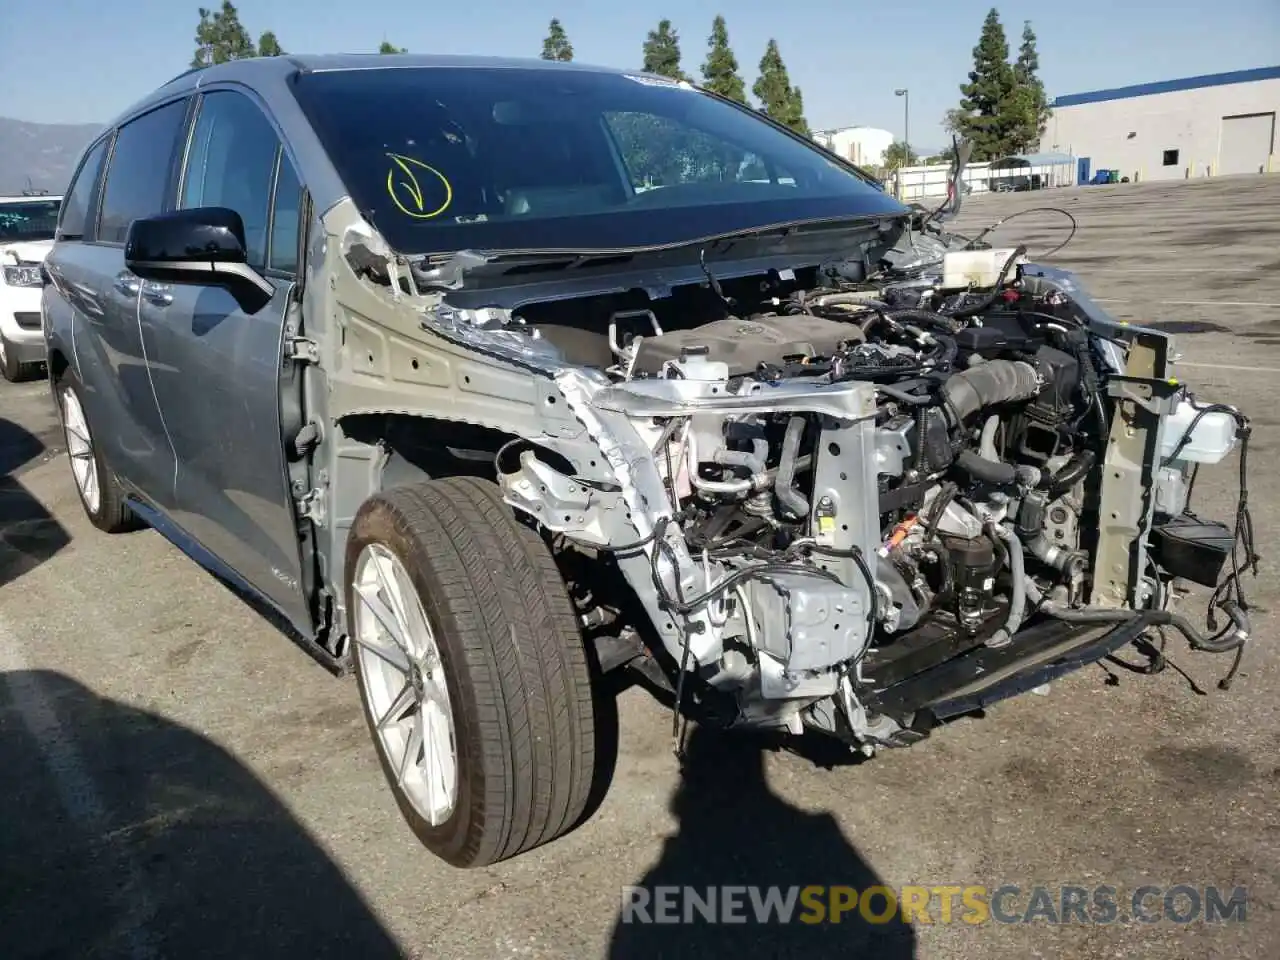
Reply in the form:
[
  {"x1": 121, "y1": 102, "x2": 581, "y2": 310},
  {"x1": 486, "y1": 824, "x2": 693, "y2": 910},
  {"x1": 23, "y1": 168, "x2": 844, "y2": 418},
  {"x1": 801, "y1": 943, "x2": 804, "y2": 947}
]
[{"x1": 1, "y1": 194, "x2": 62, "y2": 381}]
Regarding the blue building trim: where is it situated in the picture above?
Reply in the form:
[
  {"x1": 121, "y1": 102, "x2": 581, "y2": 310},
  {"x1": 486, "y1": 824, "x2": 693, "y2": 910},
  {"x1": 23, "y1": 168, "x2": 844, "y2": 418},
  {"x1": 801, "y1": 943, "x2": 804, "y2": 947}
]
[{"x1": 1053, "y1": 65, "x2": 1280, "y2": 108}]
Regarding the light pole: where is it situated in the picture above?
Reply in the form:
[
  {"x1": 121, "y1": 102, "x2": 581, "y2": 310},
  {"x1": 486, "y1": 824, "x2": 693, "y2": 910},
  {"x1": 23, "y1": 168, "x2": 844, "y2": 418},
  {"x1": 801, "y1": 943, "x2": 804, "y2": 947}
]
[
  {"x1": 894, "y1": 88, "x2": 910, "y2": 167},
  {"x1": 893, "y1": 88, "x2": 910, "y2": 199}
]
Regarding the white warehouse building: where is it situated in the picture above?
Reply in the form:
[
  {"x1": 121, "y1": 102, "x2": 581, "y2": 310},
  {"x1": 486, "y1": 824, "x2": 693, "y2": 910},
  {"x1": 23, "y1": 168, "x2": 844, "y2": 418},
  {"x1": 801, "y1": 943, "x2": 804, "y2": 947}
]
[
  {"x1": 1048, "y1": 66, "x2": 1279, "y2": 182},
  {"x1": 812, "y1": 126, "x2": 896, "y2": 168}
]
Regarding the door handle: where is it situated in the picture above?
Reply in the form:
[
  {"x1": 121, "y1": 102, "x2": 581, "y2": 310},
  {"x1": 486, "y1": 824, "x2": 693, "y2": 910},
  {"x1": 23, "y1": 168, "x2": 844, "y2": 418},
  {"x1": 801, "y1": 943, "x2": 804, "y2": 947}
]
[
  {"x1": 142, "y1": 284, "x2": 173, "y2": 307},
  {"x1": 113, "y1": 272, "x2": 140, "y2": 297}
]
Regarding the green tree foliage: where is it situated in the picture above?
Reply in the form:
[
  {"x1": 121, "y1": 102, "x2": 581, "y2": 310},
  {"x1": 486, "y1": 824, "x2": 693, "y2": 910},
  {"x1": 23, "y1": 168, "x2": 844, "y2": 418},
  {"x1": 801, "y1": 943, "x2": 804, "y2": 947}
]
[
  {"x1": 1010, "y1": 20, "x2": 1051, "y2": 150},
  {"x1": 883, "y1": 141, "x2": 919, "y2": 170},
  {"x1": 191, "y1": 1, "x2": 259, "y2": 67},
  {"x1": 752, "y1": 39, "x2": 809, "y2": 136},
  {"x1": 257, "y1": 30, "x2": 284, "y2": 57},
  {"x1": 378, "y1": 40, "x2": 407, "y2": 54},
  {"x1": 1015, "y1": 21, "x2": 1041, "y2": 87},
  {"x1": 952, "y1": 7, "x2": 1016, "y2": 160},
  {"x1": 541, "y1": 18, "x2": 574, "y2": 61},
  {"x1": 642, "y1": 19, "x2": 688, "y2": 81},
  {"x1": 700, "y1": 16, "x2": 746, "y2": 104},
  {"x1": 950, "y1": 9, "x2": 1052, "y2": 159}
]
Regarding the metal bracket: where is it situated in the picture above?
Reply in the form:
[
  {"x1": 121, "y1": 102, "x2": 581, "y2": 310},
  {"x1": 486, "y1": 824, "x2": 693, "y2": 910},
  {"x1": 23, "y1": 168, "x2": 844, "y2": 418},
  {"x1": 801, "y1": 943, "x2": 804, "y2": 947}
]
[
  {"x1": 285, "y1": 336, "x2": 320, "y2": 364},
  {"x1": 295, "y1": 488, "x2": 326, "y2": 524},
  {"x1": 295, "y1": 469, "x2": 328, "y2": 524},
  {"x1": 1104, "y1": 375, "x2": 1181, "y2": 416},
  {"x1": 1092, "y1": 344, "x2": 1170, "y2": 608}
]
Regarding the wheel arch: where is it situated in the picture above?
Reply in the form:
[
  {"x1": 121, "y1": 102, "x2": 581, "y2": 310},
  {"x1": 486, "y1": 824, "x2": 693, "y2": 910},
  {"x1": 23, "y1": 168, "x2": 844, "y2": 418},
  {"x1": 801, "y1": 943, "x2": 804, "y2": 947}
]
[
  {"x1": 46, "y1": 344, "x2": 70, "y2": 384},
  {"x1": 337, "y1": 411, "x2": 581, "y2": 498},
  {"x1": 325, "y1": 411, "x2": 590, "y2": 650}
]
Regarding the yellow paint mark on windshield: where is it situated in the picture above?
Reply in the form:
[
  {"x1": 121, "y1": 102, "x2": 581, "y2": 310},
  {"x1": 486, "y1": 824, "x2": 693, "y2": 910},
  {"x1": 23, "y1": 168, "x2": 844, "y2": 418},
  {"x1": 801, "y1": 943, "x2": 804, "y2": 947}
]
[{"x1": 386, "y1": 153, "x2": 452, "y2": 219}]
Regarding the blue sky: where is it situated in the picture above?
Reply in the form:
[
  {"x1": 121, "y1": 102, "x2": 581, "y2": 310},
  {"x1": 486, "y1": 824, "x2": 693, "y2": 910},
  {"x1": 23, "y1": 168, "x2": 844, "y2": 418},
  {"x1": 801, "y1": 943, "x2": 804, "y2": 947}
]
[{"x1": 4, "y1": 0, "x2": 1278, "y2": 145}]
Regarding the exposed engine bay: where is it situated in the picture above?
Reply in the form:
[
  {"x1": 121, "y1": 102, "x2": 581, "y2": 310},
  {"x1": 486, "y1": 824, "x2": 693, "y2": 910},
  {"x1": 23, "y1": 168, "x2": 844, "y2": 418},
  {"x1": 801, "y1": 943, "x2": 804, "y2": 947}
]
[{"x1": 398, "y1": 182, "x2": 1257, "y2": 754}]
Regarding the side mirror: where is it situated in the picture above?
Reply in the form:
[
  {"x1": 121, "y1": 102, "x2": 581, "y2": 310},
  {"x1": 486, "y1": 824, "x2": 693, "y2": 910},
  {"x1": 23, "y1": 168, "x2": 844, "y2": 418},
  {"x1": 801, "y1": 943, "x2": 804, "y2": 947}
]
[{"x1": 125, "y1": 207, "x2": 274, "y2": 314}]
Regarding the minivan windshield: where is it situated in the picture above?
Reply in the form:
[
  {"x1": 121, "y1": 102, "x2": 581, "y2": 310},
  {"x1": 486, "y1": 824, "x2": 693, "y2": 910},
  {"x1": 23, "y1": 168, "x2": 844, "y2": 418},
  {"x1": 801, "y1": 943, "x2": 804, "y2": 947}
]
[
  {"x1": 289, "y1": 65, "x2": 907, "y2": 255},
  {"x1": 0, "y1": 198, "x2": 62, "y2": 244}
]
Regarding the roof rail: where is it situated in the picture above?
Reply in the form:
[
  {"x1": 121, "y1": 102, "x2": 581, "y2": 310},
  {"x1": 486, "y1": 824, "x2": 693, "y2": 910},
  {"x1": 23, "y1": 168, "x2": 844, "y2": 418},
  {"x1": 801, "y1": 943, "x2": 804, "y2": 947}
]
[{"x1": 162, "y1": 64, "x2": 209, "y2": 87}]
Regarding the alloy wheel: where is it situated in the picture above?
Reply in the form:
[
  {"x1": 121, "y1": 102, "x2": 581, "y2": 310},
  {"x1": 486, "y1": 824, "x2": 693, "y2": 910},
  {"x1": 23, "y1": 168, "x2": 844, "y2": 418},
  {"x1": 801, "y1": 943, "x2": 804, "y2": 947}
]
[
  {"x1": 352, "y1": 542, "x2": 459, "y2": 826},
  {"x1": 61, "y1": 385, "x2": 100, "y2": 514}
]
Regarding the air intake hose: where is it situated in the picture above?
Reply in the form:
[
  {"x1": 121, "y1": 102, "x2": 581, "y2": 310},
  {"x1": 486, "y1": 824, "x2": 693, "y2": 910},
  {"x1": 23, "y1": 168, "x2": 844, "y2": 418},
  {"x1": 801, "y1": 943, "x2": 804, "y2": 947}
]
[{"x1": 941, "y1": 360, "x2": 1040, "y2": 428}]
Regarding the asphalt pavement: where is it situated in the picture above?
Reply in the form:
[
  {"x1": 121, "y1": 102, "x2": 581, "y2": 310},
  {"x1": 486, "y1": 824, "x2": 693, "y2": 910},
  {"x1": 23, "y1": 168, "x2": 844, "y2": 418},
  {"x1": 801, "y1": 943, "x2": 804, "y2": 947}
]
[{"x1": 2, "y1": 175, "x2": 1278, "y2": 959}]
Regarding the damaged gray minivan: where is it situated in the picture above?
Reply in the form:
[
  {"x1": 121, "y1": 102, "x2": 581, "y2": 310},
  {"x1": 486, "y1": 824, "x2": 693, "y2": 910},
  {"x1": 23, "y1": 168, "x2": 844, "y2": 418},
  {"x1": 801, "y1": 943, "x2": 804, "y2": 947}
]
[{"x1": 42, "y1": 54, "x2": 1256, "y2": 868}]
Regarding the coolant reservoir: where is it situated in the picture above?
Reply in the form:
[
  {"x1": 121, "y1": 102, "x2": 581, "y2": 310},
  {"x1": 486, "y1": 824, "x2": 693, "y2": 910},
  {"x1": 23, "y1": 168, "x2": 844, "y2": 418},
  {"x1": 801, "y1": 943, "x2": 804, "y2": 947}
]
[
  {"x1": 1159, "y1": 400, "x2": 1238, "y2": 464},
  {"x1": 940, "y1": 248, "x2": 1024, "y2": 291}
]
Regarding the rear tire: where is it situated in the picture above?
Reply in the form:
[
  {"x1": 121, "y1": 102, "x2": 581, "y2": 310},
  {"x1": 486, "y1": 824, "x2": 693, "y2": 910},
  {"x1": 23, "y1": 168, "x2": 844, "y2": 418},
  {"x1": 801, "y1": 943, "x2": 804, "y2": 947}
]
[
  {"x1": 56, "y1": 371, "x2": 139, "y2": 533},
  {"x1": 345, "y1": 476, "x2": 597, "y2": 868}
]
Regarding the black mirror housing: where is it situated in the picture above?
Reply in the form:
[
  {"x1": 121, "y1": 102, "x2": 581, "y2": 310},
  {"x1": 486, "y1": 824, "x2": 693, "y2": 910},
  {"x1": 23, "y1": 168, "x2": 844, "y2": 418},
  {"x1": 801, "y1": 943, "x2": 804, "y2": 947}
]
[
  {"x1": 124, "y1": 207, "x2": 275, "y2": 314},
  {"x1": 125, "y1": 206, "x2": 249, "y2": 266}
]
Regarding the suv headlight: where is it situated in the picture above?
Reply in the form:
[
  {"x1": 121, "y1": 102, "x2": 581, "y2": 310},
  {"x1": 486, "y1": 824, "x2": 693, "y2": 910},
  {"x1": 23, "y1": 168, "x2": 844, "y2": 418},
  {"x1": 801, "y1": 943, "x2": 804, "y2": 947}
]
[{"x1": 2, "y1": 264, "x2": 43, "y2": 288}]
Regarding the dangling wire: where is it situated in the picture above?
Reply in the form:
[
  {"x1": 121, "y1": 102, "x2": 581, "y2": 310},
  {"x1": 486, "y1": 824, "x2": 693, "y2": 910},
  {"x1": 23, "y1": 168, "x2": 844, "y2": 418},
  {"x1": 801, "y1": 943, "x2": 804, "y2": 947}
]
[{"x1": 1174, "y1": 404, "x2": 1258, "y2": 689}]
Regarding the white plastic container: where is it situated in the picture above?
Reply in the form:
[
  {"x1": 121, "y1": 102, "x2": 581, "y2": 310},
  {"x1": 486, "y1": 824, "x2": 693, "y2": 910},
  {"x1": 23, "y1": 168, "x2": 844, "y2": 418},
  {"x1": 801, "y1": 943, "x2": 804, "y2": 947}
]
[
  {"x1": 941, "y1": 248, "x2": 1023, "y2": 291},
  {"x1": 1159, "y1": 399, "x2": 1238, "y2": 464}
]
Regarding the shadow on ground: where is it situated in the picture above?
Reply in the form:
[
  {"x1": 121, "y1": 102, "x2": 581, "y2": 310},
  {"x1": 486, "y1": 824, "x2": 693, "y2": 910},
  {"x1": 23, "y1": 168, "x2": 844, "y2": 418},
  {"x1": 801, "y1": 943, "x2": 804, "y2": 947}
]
[
  {"x1": 0, "y1": 670, "x2": 405, "y2": 959},
  {"x1": 0, "y1": 416, "x2": 69, "y2": 587},
  {"x1": 607, "y1": 724, "x2": 917, "y2": 960}
]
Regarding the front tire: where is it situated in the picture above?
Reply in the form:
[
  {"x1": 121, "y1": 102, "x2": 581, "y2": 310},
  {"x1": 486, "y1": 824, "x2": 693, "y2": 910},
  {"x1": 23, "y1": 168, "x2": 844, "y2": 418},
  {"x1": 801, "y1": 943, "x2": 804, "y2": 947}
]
[
  {"x1": 56, "y1": 372, "x2": 138, "y2": 532},
  {"x1": 345, "y1": 477, "x2": 597, "y2": 868},
  {"x1": 0, "y1": 333, "x2": 30, "y2": 383}
]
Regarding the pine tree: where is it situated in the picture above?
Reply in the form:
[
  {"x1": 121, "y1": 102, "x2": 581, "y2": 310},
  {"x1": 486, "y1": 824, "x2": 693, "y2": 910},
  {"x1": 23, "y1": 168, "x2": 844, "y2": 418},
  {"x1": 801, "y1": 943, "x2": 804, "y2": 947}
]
[
  {"x1": 257, "y1": 31, "x2": 284, "y2": 57},
  {"x1": 752, "y1": 40, "x2": 809, "y2": 136},
  {"x1": 378, "y1": 40, "x2": 407, "y2": 54},
  {"x1": 952, "y1": 7, "x2": 1017, "y2": 160},
  {"x1": 700, "y1": 16, "x2": 746, "y2": 104},
  {"x1": 642, "y1": 20, "x2": 687, "y2": 81},
  {"x1": 541, "y1": 18, "x2": 574, "y2": 62},
  {"x1": 789, "y1": 85, "x2": 810, "y2": 138},
  {"x1": 1011, "y1": 20, "x2": 1052, "y2": 150},
  {"x1": 1014, "y1": 20, "x2": 1040, "y2": 81},
  {"x1": 191, "y1": 1, "x2": 258, "y2": 67}
]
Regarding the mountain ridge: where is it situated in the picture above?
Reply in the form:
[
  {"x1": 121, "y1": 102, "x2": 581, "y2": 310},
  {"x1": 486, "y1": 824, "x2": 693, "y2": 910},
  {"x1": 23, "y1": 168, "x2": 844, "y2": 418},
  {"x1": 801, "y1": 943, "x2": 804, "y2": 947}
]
[{"x1": 1, "y1": 117, "x2": 104, "y2": 195}]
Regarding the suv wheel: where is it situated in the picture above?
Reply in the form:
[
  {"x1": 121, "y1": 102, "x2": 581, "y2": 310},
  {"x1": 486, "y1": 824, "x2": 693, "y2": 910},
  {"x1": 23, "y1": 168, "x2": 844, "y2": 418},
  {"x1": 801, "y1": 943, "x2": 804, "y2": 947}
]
[
  {"x1": 345, "y1": 477, "x2": 597, "y2": 868},
  {"x1": 57, "y1": 372, "x2": 139, "y2": 532},
  {"x1": 1, "y1": 333, "x2": 29, "y2": 382}
]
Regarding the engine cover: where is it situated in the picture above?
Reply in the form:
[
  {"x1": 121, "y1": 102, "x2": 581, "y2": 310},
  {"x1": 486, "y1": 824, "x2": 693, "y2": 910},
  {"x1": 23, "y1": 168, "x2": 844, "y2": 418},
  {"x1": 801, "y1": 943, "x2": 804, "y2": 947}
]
[{"x1": 632, "y1": 314, "x2": 863, "y2": 377}]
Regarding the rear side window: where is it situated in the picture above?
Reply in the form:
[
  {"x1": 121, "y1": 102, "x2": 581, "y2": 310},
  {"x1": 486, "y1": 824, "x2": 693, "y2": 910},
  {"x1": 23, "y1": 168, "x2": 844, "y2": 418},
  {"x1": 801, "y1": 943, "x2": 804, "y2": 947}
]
[
  {"x1": 180, "y1": 91, "x2": 284, "y2": 270},
  {"x1": 98, "y1": 99, "x2": 188, "y2": 244},
  {"x1": 57, "y1": 139, "x2": 108, "y2": 240}
]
